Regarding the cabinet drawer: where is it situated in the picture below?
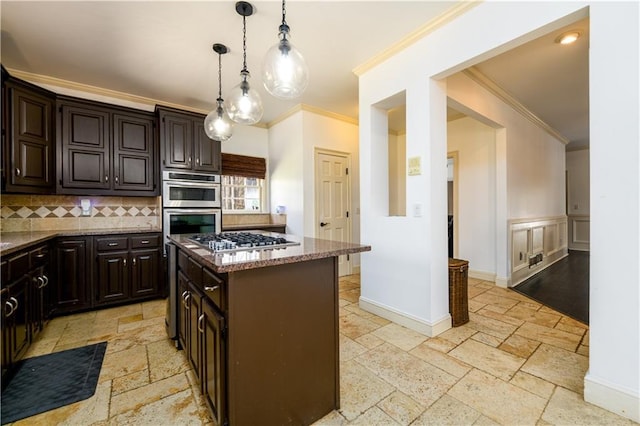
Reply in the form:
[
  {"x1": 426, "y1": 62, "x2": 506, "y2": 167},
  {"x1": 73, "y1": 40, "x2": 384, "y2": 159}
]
[
  {"x1": 202, "y1": 268, "x2": 225, "y2": 311},
  {"x1": 96, "y1": 237, "x2": 128, "y2": 251},
  {"x1": 186, "y1": 257, "x2": 202, "y2": 285},
  {"x1": 8, "y1": 252, "x2": 29, "y2": 282},
  {"x1": 29, "y1": 245, "x2": 49, "y2": 267},
  {"x1": 178, "y1": 250, "x2": 189, "y2": 272},
  {"x1": 131, "y1": 235, "x2": 160, "y2": 249}
]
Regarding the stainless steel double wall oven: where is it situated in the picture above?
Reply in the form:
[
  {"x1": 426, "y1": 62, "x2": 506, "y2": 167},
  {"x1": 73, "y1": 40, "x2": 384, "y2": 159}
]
[{"x1": 162, "y1": 170, "x2": 222, "y2": 341}]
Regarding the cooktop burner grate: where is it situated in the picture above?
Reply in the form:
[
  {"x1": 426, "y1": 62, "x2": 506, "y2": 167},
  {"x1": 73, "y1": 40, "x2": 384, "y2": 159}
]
[{"x1": 189, "y1": 232, "x2": 299, "y2": 253}]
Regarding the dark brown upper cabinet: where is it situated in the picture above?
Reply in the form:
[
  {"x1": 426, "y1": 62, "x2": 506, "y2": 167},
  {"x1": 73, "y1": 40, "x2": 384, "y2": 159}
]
[
  {"x1": 1, "y1": 70, "x2": 56, "y2": 194},
  {"x1": 157, "y1": 106, "x2": 221, "y2": 173},
  {"x1": 57, "y1": 96, "x2": 158, "y2": 196}
]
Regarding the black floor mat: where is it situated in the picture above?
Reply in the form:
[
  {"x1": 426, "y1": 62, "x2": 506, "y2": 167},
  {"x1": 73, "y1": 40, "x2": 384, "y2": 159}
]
[
  {"x1": 1, "y1": 341, "x2": 107, "y2": 424},
  {"x1": 513, "y1": 251, "x2": 589, "y2": 325}
]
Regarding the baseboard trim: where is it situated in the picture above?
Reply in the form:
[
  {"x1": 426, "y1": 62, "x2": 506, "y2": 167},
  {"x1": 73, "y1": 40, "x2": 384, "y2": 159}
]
[
  {"x1": 584, "y1": 373, "x2": 640, "y2": 422},
  {"x1": 468, "y1": 270, "x2": 495, "y2": 282},
  {"x1": 495, "y1": 276, "x2": 510, "y2": 288},
  {"x1": 359, "y1": 296, "x2": 451, "y2": 337}
]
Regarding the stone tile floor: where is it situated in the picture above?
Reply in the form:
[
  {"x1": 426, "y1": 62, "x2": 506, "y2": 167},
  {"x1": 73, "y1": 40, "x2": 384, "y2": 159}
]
[{"x1": 9, "y1": 275, "x2": 637, "y2": 425}]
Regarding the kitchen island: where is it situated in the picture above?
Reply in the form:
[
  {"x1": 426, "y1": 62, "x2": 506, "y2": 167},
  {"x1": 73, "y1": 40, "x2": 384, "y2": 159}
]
[{"x1": 167, "y1": 233, "x2": 370, "y2": 426}]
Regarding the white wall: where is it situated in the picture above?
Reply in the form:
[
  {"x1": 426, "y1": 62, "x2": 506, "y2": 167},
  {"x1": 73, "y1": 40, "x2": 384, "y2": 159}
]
[
  {"x1": 585, "y1": 2, "x2": 639, "y2": 420},
  {"x1": 359, "y1": 1, "x2": 639, "y2": 421},
  {"x1": 447, "y1": 116, "x2": 496, "y2": 278},
  {"x1": 269, "y1": 110, "x2": 361, "y2": 266},
  {"x1": 566, "y1": 149, "x2": 590, "y2": 215},
  {"x1": 268, "y1": 113, "x2": 305, "y2": 236}
]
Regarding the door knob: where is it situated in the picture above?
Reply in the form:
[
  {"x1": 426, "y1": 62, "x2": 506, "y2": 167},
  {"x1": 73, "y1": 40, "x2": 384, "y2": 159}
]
[{"x1": 320, "y1": 222, "x2": 329, "y2": 227}]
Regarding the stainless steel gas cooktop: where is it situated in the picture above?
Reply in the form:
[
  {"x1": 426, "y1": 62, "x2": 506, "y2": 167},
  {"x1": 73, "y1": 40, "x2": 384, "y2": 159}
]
[{"x1": 188, "y1": 232, "x2": 300, "y2": 253}]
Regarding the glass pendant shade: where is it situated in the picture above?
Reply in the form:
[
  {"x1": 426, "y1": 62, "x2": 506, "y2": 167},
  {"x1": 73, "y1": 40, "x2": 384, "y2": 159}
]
[
  {"x1": 204, "y1": 99, "x2": 233, "y2": 141},
  {"x1": 227, "y1": 70, "x2": 263, "y2": 125},
  {"x1": 262, "y1": 33, "x2": 308, "y2": 99}
]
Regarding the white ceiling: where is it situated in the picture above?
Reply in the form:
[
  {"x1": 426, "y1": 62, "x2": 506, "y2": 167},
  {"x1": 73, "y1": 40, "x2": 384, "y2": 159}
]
[{"x1": 0, "y1": 1, "x2": 588, "y2": 150}]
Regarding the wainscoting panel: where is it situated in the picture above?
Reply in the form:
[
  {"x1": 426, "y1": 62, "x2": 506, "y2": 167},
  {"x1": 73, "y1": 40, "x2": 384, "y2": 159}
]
[
  {"x1": 569, "y1": 215, "x2": 590, "y2": 251},
  {"x1": 509, "y1": 216, "x2": 568, "y2": 287}
]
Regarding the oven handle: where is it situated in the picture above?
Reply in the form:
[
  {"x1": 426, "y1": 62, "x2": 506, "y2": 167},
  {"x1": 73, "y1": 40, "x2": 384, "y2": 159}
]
[{"x1": 163, "y1": 180, "x2": 221, "y2": 189}]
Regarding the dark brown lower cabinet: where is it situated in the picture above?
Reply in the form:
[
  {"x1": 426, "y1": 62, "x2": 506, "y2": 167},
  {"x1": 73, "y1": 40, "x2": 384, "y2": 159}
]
[
  {"x1": 95, "y1": 233, "x2": 162, "y2": 307},
  {"x1": 173, "y1": 245, "x2": 338, "y2": 426},
  {"x1": 52, "y1": 237, "x2": 92, "y2": 314},
  {"x1": 200, "y1": 297, "x2": 226, "y2": 425}
]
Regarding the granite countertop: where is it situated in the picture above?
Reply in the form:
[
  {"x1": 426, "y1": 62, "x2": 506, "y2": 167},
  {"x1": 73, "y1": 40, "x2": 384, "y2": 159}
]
[
  {"x1": 0, "y1": 227, "x2": 162, "y2": 256},
  {"x1": 169, "y1": 232, "x2": 371, "y2": 273}
]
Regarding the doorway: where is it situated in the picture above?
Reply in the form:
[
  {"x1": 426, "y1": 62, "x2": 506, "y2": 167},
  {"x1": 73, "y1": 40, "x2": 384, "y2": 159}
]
[
  {"x1": 447, "y1": 152, "x2": 459, "y2": 259},
  {"x1": 314, "y1": 149, "x2": 352, "y2": 276}
]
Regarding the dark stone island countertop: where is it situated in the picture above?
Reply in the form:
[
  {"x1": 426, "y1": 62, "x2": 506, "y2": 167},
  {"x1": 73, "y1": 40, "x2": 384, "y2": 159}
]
[
  {"x1": 0, "y1": 227, "x2": 162, "y2": 256},
  {"x1": 168, "y1": 232, "x2": 371, "y2": 273}
]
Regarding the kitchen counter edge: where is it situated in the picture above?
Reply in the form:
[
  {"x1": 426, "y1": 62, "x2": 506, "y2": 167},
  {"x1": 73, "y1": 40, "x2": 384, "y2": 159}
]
[
  {"x1": 0, "y1": 227, "x2": 163, "y2": 256},
  {"x1": 168, "y1": 233, "x2": 371, "y2": 273}
]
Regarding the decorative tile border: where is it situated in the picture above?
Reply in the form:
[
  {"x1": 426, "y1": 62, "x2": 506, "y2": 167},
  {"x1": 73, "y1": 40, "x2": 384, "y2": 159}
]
[{"x1": 1, "y1": 204, "x2": 158, "y2": 219}]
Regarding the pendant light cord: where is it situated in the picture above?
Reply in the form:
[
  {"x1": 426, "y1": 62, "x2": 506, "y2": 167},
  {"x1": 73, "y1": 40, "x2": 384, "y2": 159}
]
[
  {"x1": 217, "y1": 53, "x2": 222, "y2": 101},
  {"x1": 281, "y1": 0, "x2": 286, "y2": 26},
  {"x1": 242, "y1": 14, "x2": 248, "y2": 72}
]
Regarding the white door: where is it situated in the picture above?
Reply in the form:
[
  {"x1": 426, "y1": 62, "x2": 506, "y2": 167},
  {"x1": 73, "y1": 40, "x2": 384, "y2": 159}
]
[{"x1": 315, "y1": 151, "x2": 351, "y2": 276}]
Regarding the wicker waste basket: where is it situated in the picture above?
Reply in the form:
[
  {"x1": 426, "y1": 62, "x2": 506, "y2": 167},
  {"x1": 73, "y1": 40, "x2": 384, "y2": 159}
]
[{"x1": 448, "y1": 258, "x2": 469, "y2": 326}]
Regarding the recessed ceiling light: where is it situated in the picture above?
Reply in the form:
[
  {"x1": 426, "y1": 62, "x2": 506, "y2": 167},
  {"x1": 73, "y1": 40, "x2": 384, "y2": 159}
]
[{"x1": 555, "y1": 30, "x2": 581, "y2": 45}]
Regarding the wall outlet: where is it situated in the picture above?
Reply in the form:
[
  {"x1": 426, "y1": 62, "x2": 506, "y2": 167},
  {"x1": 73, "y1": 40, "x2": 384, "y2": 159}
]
[{"x1": 80, "y1": 199, "x2": 91, "y2": 216}]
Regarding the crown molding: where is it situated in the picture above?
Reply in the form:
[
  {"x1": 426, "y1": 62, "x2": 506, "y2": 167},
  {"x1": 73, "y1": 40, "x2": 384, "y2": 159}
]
[
  {"x1": 5, "y1": 67, "x2": 270, "y2": 128},
  {"x1": 463, "y1": 67, "x2": 570, "y2": 145},
  {"x1": 352, "y1": 1, "x2": 481, "y2": 77},
  {"x1": 266, "y1": 104, "x2": 359, "y2": 128}
]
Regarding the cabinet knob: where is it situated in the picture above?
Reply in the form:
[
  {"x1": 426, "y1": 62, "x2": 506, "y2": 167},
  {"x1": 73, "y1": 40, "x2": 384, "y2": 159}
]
[
  {"x1": 188, "y1": 156, "x2": 192, "y2": 164},
  {"x1": 204, "y1": 285, "x2": 219, "y2": 292},
  {"x1": 105, "y1": 175, "x2": 109, "y2": 183},
  {"x1": 15, "y1": 168, "x2": 21, "y2": 176},
  {"x1": 123, "y1": 258, "x2": 127, "y2": 267},
  {"x1": 115, "y1": 176, "x2": 119, "y2": 184},
  {"x1": 132, "y1": 257, "x2": 136, "y2": 266},
  {"x1": 196, "y1": 158, "x2": 200, "y2": 165}
]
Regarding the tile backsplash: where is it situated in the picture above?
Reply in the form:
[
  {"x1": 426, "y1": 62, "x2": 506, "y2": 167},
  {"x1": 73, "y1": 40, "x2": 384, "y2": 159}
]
[{"x1": 0, "y1": 195, "x2": 161, "y2": 233}]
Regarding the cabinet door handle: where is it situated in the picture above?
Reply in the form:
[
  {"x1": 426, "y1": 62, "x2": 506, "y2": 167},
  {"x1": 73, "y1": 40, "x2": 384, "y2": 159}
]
[
  {"x1": 36, "y1": 276, "x2": 45, "y2": 289},
  {"x1": 123, "y1": 259, "x2": 127, "y2": 267},
  {"x1": 132, "y1": 257, "x2": 136, "y2": 266},
  {"x1": 204, "y1": 285, "x2": 219, "y2": 292},
  {"x1": 105, "y1": 175, "x2": 109, "y2": 183},
  {"x1": 34, "y1": 253, "x2": 46, "y2": 259},
  {"x1": 42, "y1": 275, "x2": 49, "y2": 287},
  {"x1": 140, "y1": 240, "x2": 149, "y2": 244},
  {"x1": 4, "y1": 300, "x2": 15, "y2": 317},
  {"x1": 9, "y1": 297, "x2": 18, "y2": 311},
  {"x1": 198, "y1": 314, "x2": 205, "y2": 333},
  {"x1": 196, "y1": 158, "x2": 200, "y2": 165},
  {"x1": 15, "y1": 168, "x2": 21, "y2": 176},
  {"x1": 188, "y1": 156, "x2": 192, "y2": 164},
  {"x1": 184, "y1": 292, "x2": 191, "y2": 310},
  {"x1": 115, "y1": 176, "x2": 119, "y2": 184},
  {"x1": 108, "y1": 242, "x2": 118, "y2": 247}
]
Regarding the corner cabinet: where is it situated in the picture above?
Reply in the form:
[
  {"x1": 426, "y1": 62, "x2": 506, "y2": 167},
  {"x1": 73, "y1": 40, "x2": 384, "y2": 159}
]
[
  {"x1": 157, "y1": 106, "x2": 221, "y2": 173},
  {"x1": 1, "y1": 70, "x2": 56, "y2": 194},
  {"x1": 57, "y1": 96, "x2": 158, "y2": 196}
]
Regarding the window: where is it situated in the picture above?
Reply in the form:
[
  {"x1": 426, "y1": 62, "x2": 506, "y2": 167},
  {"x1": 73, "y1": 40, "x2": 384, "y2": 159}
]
[
  {"x1": 221, "y1": 153, "x2": 267, "y2": 213},
  {"x1": 222, "y1": 175, "x2": 265, "y2": 212}
]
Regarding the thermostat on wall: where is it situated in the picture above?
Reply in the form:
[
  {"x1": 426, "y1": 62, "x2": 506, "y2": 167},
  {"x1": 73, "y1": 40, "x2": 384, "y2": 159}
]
[{"x1": 408, "y1": 156, "x2": 421, "y2": 176}]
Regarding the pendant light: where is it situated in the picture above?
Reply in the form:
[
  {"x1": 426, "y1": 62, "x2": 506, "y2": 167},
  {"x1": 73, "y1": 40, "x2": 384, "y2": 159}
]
[
  {"x1": 204, "y1": 43, "x2": 233, "y2": 141},
  {"x1": 227, "y1": 1, "x2": 263, "y2": 125},
  {"x1": 262, "y1": 0, "x2": 308, "y2": 99}
]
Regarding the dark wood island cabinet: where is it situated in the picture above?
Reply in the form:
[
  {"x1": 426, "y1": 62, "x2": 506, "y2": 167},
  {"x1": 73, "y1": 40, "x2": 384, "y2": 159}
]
[{"x1": 168, "y1": 233, "x2": 370, "y2": 426}]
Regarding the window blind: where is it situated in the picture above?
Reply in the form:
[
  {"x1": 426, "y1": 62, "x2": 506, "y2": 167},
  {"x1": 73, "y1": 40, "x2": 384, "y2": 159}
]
[{"x1": 221, "y1": 153, "x2": 266, "y2": 179}]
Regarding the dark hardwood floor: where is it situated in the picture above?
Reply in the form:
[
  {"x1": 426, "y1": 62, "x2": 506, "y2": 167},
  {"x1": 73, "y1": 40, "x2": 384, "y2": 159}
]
[{"x1": 512, "y1": 250, "x2": 589, "y2": 324}]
